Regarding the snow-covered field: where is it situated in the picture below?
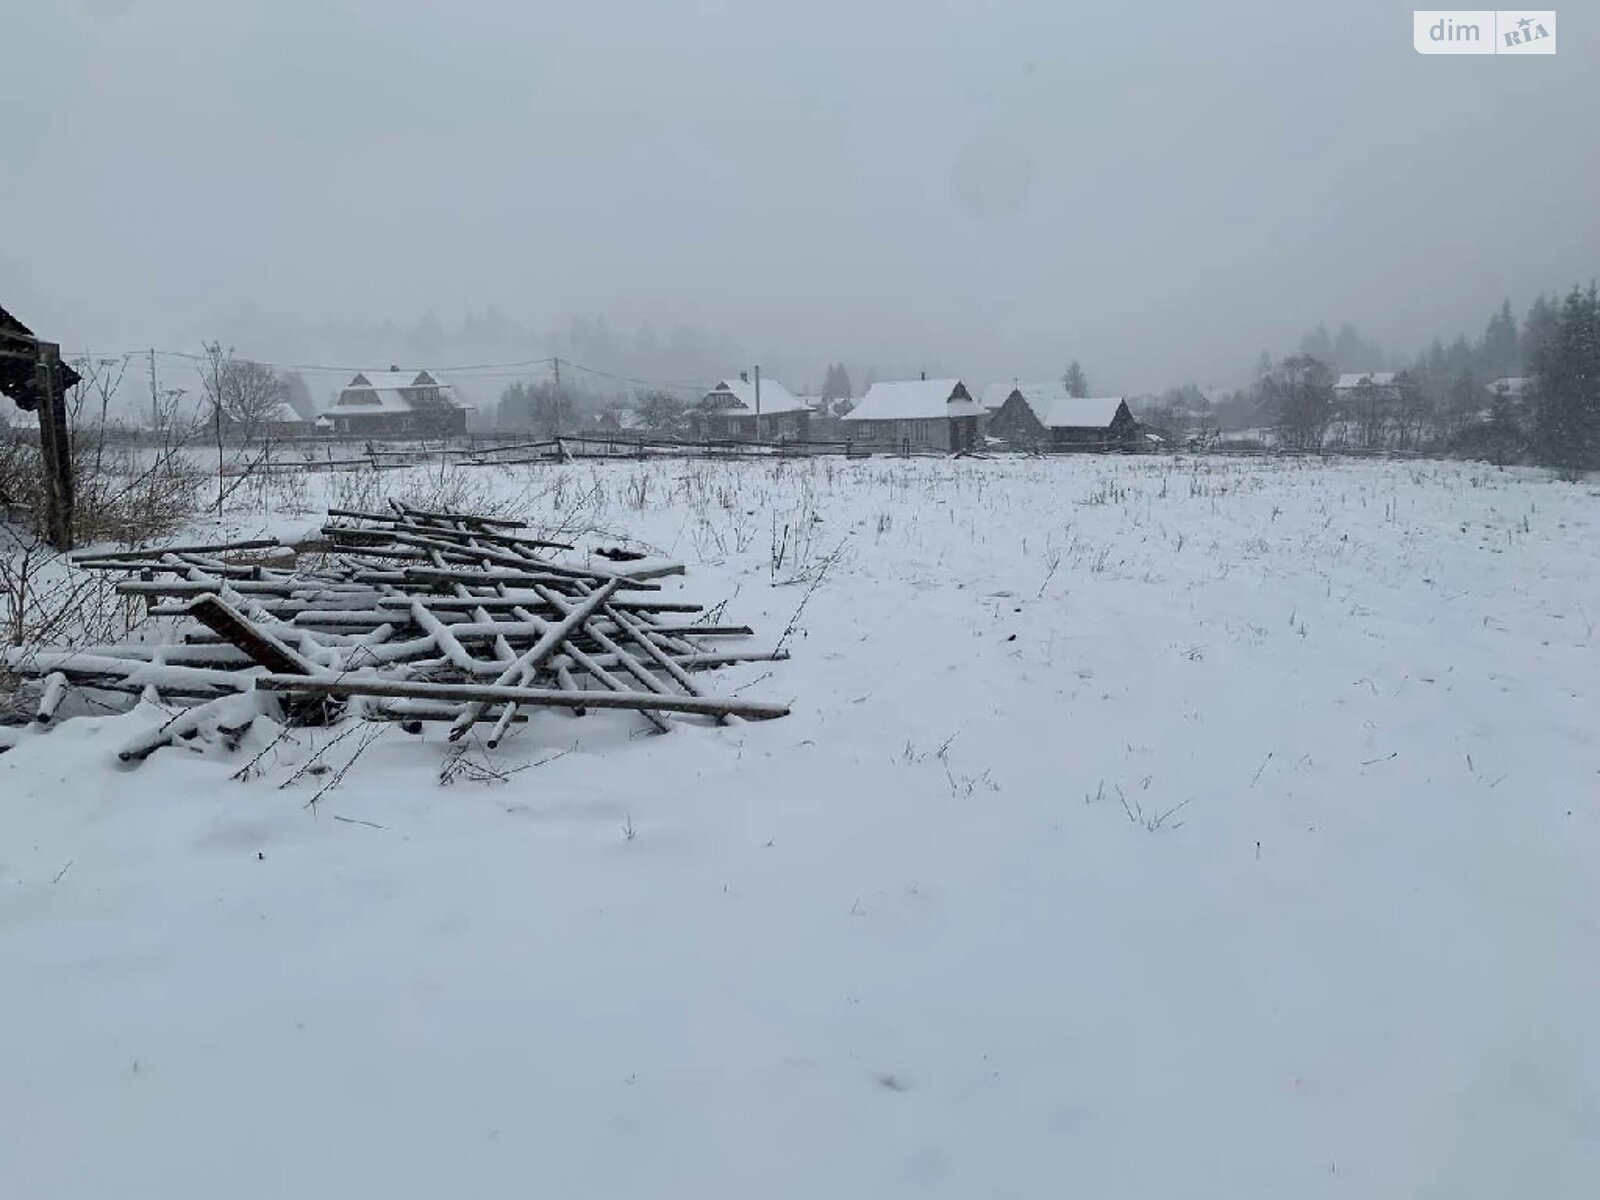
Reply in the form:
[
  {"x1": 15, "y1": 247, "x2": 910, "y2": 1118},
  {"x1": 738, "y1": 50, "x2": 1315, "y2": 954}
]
[{"x1": 3, "y1": 454, "x2": 1597, "y2": 1198}]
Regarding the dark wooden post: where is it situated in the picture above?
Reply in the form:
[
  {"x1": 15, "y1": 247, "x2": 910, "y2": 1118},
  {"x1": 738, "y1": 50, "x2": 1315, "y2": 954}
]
[{"x1": 34, "y1": 342, "x2": 74, "y2": 551}]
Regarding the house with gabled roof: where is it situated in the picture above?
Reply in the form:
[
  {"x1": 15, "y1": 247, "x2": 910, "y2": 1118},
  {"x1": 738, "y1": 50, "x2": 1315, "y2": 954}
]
[
  {"x1": 692, "y1": 374, "x2": 811, "y2": 442},
  {"x1": 228, "y1": 399, "x2": 312, "y2": 440},
  {"x1": 987, "y1": 382, "x2": 1136, "y2": 449},
  {"x1": 318, "y1": 368, "x2": 471, "y2": 437},
  {"x1": 841, "y1": 378, "x2": 984, "y2": 452},
  {"x1": 1333, "y1": 371, "x2": 1398, "y2": 397}
]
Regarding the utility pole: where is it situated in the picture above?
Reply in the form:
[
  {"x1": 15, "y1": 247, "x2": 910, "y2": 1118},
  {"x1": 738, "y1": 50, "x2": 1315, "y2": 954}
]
[
  {"x1": 148, "y1": 348, "x2": 159, "y2": 434},
  {"x1": 753, "y1": 364, "x2": 762, "y2": 443},
  {"x1": 551, "y1": 356, "x2": 562, "y2": 438}
]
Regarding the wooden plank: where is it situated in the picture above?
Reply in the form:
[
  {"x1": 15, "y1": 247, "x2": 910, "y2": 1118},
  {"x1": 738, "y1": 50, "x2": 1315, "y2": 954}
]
[
  {"x1": 391, "y1": 504, "x2": 530, "y2": 530},
  {"x1": 6, "y1": 650, "x2": 255, "y2": 693},
  {"x1": 645, "y1": 624, "x2": 753, "y2": 637},
  {"x1": 253, "y1": 675, "x2": 788, "y2": 721},
  {"x1": 370, "y1": 595, "x2": 700, "y2": 613},
  {"x1": 553, "y1": 660, "x2": 587, "y2": 716},
  {"x1": 73, "y1": 558, "x2": 269, "y2": 579},
  {"x1": 449, "y1": 578, "x2": 622, "y2": 741},
  {"x1": 330, "y1": 527, "x2": 644, "y2": 587},
  {"x1": 398, "y1": 565, "x2": 649, "y2": 589},
  {"x1": 70, "y1": 538, "x2": 281, "y2": 564},
  {"x1": 613, "y1": 562, "x2": 686, "y2": 581},
  {"x1": 182, "y1": 594, "x2": 320, "y2": 676},
  {"x1": 607, "y1": 606, "x2": 707, "y2": 697},
  {"x1": 116, "y1": 693, "x2": 263, "y2": 763},
  {"x1": 505, "y1": 631, "x2": 669, "y2": 733},
  {"x1": 35, "y1": 672, "x2": 68, "y2": 724}
]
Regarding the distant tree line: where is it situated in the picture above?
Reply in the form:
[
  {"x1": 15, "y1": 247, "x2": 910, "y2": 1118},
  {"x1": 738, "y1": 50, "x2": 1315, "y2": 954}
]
[
  {"x1": 1531, "y1": 285, "x2": 1600, "y2": 477},
  {"x1": 1141, "y1": 286, "x2": 1600, "y2": 475}
]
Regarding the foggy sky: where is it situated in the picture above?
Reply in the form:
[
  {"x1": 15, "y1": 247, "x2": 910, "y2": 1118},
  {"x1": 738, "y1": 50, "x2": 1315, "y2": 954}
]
[{"x1": 6, "y1": 0, "x2": 1597, "y2": 395}]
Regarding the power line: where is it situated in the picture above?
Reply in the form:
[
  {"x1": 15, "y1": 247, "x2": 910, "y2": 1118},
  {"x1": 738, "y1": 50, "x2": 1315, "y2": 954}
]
[
  {"x1": 61, "y1": 347, "x2": 715, "y2": 399},
  {"x1": 148, "y1": 350, "x2": 561, "y2": 375},
  {"x1": 557, "y1": 359, "x2": 710, "y2": 394}
]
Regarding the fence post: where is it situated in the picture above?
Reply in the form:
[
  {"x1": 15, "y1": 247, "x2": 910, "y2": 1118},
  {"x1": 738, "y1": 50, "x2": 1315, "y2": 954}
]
[{"x1": 34, "y1": 342, "x2": 74, "y2": 551}]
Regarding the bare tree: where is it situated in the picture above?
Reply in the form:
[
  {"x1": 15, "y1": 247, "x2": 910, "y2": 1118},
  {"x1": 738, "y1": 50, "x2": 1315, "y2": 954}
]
[
  {"x1": 1347, "y1": 379, "x2": 1396, "y2": 450},
  {"x1": 68, "y1": 354, "x2": 132, "y2": 475},
  {"x1": 199, "y1": 341, "x2": 231, "y2": 515},
  {"x1": 198, "y1": 342, "x2": 276, "y2": 515},
  {"x1": 220, "y1": 359, "x2": 291, "y2": 441},
  {"x1": 1263, "y1": 355, "x2": 1334, "y2": 451},
  {"x1": 1063, "y1": 360, "x2": 1088, "y2": 398},
  {"x1": 1392, "y1": 370, "x2": 1432, "y2": 451},
  {"x1": 636, "y1": 389, "x2": 689, "y2": 436}
]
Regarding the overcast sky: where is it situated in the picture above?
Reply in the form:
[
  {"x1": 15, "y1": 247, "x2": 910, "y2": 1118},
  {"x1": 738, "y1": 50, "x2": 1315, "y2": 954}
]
[{"x1": 5, "y1": 0, "x2": 1596, "y2": 393}]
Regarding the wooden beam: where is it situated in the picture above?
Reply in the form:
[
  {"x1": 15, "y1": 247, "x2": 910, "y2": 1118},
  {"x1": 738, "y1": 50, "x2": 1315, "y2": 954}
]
[
  {"x1": 33, "y1": 342, "x2": 73, "y2": 550},
  {"x1": 449, "y1": 577, "x2": 622, "y2": 740},
  {"x1": 253, "y1": 674, "x2": 789, "y2": 721},
  {"x1": 182, "y1": 594, "x2": 319, "y2": 676},
  {"x1": 70, "y1": 538, "x2": 282, "y2": 564}
]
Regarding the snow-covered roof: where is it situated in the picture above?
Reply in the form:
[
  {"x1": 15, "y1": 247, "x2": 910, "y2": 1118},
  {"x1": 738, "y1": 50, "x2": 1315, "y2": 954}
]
[
  {"x1": 980, "y1": 382, "x2": 1018, "y2": 410},
  {"x1": 842, "y1": 379, "x2": 983, "y2": 421},
  {"x1": 1013, "y1": 381, "x2": 1070, "y2": 408},
  {"x1": 1487, "y1": 376, "x2": 1530, "y2": 396},
  {"x1": 1334, "y1": 372, "x2": 1397, "y2": 390},
  {"x1": 1041, "y1": 396, "x2": 1128, "y2": 429},
  {"x1": 701, "y1": 377, "x2": 809, "y2": 416},
  {"x1": 350, "y1": 370, "x2": 438, "y2": 390},
  {"x1": 323, "y1": 389, "x2": 418, "y2": 416},
  {"x1": 321, "y1": 369, "x2": 468, "y2": 417},
  {"x1": 994, "y1": 383, "x2": 1127, "y2": 429},
  {"x1": 262, "y1": 401, "x2": 306, "y2": 424}
]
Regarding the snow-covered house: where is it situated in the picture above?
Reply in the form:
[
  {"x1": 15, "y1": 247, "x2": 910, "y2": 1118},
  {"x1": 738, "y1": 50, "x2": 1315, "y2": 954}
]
[
  {"x1": 987, "y1": 383, "x2": 1137, "y2": 449},
  {"x1": 318, "y1": 369, "x2": 471, "y2": 437},
  {"x1": 692, "y1": 375, "x2": 811, "y2": 442},
  {"x1": 592, "y1": 407, "x2": 647, "y2": 435},
  {"x1": 1334, "y1": 372, "x2": 1398, "y2": 395},
  {"x1": 798, "y1": 392, "x2": 853, "y2": 437},
  {"x1": 841, "y1": 379, "x2": 984, "y2": 452},
  {"x1": 235, "y1": 400, "x2": 312, "y2": 440}
]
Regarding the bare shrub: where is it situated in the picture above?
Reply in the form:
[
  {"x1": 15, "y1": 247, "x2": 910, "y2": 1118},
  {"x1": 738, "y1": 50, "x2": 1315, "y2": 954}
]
[
  {"x1": 324, "y1": 467, "x2": 385, "y2": 514},
  {"x1": 392, "y1": 462, "x2": 524, "y2": 520},
  {"x1": 1, "y1": 416, "x2": 206, "y2": 545}
]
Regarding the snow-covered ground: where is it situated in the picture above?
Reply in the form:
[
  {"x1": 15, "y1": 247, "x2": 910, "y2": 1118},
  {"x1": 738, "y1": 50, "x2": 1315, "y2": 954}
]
[{"x1": 3, "y1": 455, "x2": 1597, "y2": 1198}]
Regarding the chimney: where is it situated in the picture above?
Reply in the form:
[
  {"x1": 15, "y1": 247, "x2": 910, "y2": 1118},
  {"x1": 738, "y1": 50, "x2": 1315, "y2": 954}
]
[
  {"x1": 920, "y1": 370, "x2": 926, "y2": 381},
  {"x1": 389, "y1": 365, "x2": 400, "y2": 372},
  {"x1": 739, "y1": 371, "x2": 749, "y2": 383}
]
